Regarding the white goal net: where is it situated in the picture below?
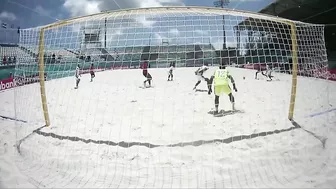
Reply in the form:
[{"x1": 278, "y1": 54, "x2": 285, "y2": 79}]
[{"x1": 9, "y1": 6, "x2": 335, "y2": 188}]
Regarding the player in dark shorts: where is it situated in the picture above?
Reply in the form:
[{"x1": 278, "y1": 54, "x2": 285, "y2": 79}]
[
  {"x1": 255, "y1": 63, "x2": 274, "y2": 81},
  {"x1": 74, "y1": 64, "x2": 81, "y2": 89},
  {"x1": 141, "y1": 59, "x2": 152, "y2": 87},
  {"x1": 193, "y1": 63, "x2": 209, "y2": 91},
  {"x1": 90, "y1": 63, "x2": 95, "y2": 82},
  {"x1": 264, "y1": 64, "x2": 274, "y2": 81},
  {"x1": 255, "y1": 63, "x2": 265, "y2": 79},
  {"x1": 205, "y1": 76, "x2": 213, "y2": 95},
  {"x1": 168, "y1": 62, "x2": 174, "y2": 81}
]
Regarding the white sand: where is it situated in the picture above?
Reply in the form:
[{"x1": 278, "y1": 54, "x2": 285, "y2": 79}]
[{"x1": 0, "y1": 67, "x2": 335, "y2": 188}]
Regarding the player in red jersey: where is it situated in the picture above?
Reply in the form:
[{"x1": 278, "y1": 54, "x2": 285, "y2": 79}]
[
  {"x1": 140, "y1": 59, "x2": 152, "y2": 87},
  {"x1": 90, "y1": 63, "x2": 95, "y2": 82}
]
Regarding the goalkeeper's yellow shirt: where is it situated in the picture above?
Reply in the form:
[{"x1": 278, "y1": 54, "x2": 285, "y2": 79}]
[{"x1": 214, "y1": 69, "x2": 229, "y2": 86}]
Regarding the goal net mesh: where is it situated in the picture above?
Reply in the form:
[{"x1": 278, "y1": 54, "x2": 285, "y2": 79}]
[{"x1": 12, "y1": 7, "x2": 334, "y2": 188}]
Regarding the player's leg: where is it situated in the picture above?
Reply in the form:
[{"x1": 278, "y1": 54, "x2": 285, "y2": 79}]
[
  {"x1": 214, "y1": 95, "x2": 219, "y2": 114},
  {"x1": 222, "y1": 84, "x2": 235, "y2": 110},
  {"x1": 228, "y1": 92, "x2": 235, "y2": 110},
  {"x1": 255, "y1": 70, "x2": 260, "y2": 79},
  {"x1": 207, "y1": 85, "x2": 212, "y2": 95},
  {"x1": 75, "y1": 77, "x2": 80, "y2": 89},
  {"x1": 168, "y1": 70, "x2": 173, "y2": 81},
  {"x1": 193, "y1": 75, "x2": 202, "y2": 90},
  {"x1": 147, "y1": 73, "x2": 152, "y2": 87},
  {"x1": 193, "y1": 81, "x2": 201, "y2": 90},
  {"x1": 214, "y1": 85, "x2": 224, "y2": 114},
  {"x1": 90, "y1": 72, "x2": 94, "y2": 82},
  {"x1": 267, "y1": 71, "x2": 273, "y2": 81},
  {"x1": 143, "y1": 71, "x2": 148, "y2": 86},
  {"x1": 206, "y1": 77, "x2": 213, "y2": 95}
]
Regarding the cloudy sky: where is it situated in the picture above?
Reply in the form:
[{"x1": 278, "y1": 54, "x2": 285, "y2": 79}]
[
  {"x1": 0, "y1": 0, "x2": 274, "y2": 28},
  {"x1": 0, "y1": 0, "x2": 276, "y2": 49}
]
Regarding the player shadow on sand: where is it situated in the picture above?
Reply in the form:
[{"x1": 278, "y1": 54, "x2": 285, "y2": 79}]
[
  {"x1": 208, "y1": 109, "x2": 245, "y2": 117},
  {"x1": 195, "y1": 89, "x2": 208, "y2": 92}
]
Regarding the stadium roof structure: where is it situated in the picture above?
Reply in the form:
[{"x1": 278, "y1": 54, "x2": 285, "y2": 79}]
[
  {"x1": 235, "y1": 0, "x2": 336, "y2": 31},
  {"x1": 260, "y1": 0, "x2": 336, "y2": 23}
]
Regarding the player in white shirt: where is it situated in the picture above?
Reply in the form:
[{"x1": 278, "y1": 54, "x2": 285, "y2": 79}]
[
  {"x1": 255, "y1": 63, "x2": 274, "y2": 81},
  {"x1": 193, "y1": 63, "x2": 209, "y2": 90},
  {"x1": 255, "y1": 63, "x2": 264, "y2": 80},
  {"x1": 74, "y1": 64, "x2": 81, "y2": 89},
  {"x1": 167, "y1": 62, "x2": 174, "y2": 81}
]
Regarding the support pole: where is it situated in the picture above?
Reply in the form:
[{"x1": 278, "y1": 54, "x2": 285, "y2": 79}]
[
  {"x1": 222, "y1": 13, "x2": 226, "y2": 50},
  {"x1": 236, "y1": 30, "x2": 240, "y2": 55},
  {"x1": 213, "y1": 0, "x2": 229, "y2": 51},
  {"x1": 104, "y1": 17, "x2": 107, "y2": 49}
]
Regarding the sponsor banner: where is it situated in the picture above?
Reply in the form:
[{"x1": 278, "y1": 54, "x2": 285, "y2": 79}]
[
  {"x1": 243, "y1": 63, "x2": 266, "y2": 71},
  {"x1": 14, "y1": 73, "x2": 47, "y2": 86},
  {"x1": 0, "y1": 77, "x2": 15, "y2": 91},
  {"x1": 0, "y1": 73, "x2": 47, "y2": 91},
  {"x1": 80, "y1": 68, "x2": 106, "y2": 75},
  {"x1": 80, "y1": 66, "x2": 135, "y2": 74},
  {"x1": 312, "y1": 68, "x2": 336, "y2": 81},
  {"x1": 111, "y1": 66, "x2": 130, "y2": 70},
  {"x1": 243, "y1": 64, "x2": 254, "y2": 69}
]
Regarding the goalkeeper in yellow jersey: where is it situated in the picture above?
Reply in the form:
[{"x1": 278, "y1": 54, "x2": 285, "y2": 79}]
[{"x1": 210, "y1": 63, "x2": 237, "y2": 115}]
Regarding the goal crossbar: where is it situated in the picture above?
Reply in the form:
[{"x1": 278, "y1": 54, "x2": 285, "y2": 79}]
[{"x1": 40, "y1": 6, "x2": 320, "y2": 31}]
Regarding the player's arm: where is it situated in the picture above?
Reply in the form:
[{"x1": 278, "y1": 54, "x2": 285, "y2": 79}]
[
  {"x1": 228, "y1": 73, "x2": 237, "y2": 92},
  {"x1": 228, "y1": 74, "x2": 235, "y2": 84},
  {"x1": 195, "y1": 68, "x2": 200, "y2": 75}
]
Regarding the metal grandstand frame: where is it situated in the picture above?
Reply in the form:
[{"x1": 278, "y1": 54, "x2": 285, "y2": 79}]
[
  {"x1": 162, "y1": 39, "x2": 169, "y2": 46},
  {"x1": 80, "y1": 26, "x2": 102, "y2": 55}
]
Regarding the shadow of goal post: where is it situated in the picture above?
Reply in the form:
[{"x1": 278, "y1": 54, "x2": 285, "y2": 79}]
[{"x1": 36, "y1": 6, "x2": 300, "y2": 127}]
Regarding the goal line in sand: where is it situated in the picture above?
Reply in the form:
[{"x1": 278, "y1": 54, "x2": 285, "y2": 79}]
[
  {"x1": 17, "y1": 123, "x2": 301, "y2": 150},
  {"x1": 0, "y1": 115, "x2": 27, "y2": 123}
]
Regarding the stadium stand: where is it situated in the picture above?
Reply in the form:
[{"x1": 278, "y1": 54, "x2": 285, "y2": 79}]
[
  {"x1": 254, "y1": 0, "x2": 336, "y2": 70},
  {"x1": 0, "y1": 44, "x2": 34, "y2": 66},
  {"x1": 234, "y1": 0, "x2": 336, "y2": 77}
]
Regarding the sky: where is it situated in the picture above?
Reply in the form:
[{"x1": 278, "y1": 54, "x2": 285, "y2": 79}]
[
  {"x1": 0, "y1": 0, "x2": 276, "y2": 49},
  {"x1": 0, "y1": 0, "x2": 275, "y2": 29}
]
